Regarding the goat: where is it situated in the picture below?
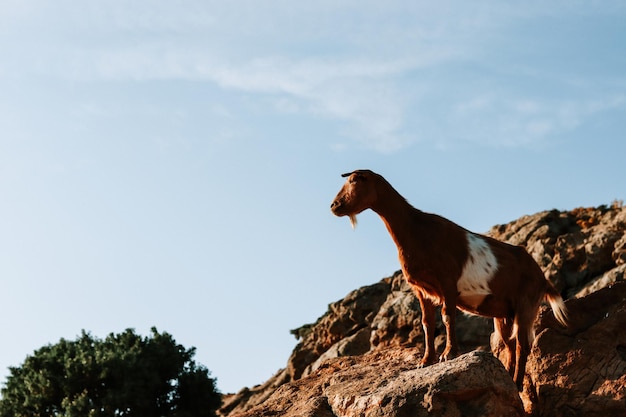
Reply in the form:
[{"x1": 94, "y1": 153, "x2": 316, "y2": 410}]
[{"x1": 330, "y1": 169, "x2": 567, "y2": 389}]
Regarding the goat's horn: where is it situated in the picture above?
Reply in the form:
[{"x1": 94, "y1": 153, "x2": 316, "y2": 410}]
[{"x1": 341, "y1": 172, "x2": 352, "y2": 178}]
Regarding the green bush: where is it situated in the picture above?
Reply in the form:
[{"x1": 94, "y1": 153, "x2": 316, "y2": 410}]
[{"x1": 0, "y1": 328, "x2": 221, "y2": 417}]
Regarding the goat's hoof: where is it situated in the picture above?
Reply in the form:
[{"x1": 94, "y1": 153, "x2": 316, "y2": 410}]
[
  {"x1": 439, "y1": 352, "x2": 458, "y2": 363},
  {"x1": 418, "y1": 357, "x2": 436, "y2": 368}
]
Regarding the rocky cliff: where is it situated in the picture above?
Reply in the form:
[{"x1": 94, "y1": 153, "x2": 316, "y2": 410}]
[{"x1": 220, "y1": 203, "x2": 626, "y2": 417}]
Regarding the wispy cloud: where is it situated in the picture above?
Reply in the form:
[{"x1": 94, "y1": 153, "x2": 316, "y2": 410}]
[
  {"x1": 32, "y1": 44, "x2": 449, "y2": 152},
  {"x1": 201, "y1": 57, "x2": 419, "y2": 152}
]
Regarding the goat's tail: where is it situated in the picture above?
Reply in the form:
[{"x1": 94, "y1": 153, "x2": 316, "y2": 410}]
[{"x1": 544, "y1": 284, "x2": 568, "y2": 327}]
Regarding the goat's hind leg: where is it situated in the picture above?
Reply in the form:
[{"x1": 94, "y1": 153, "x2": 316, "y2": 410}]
[
  {"x1": 493, "y1": 317, "x2": 516, "y2": 378},
  {"x1": 513, "y1": 314, "x2": 534, "y2": 390},
  {"x1": 439, "y1": 300, "x2": 459, "y2": 362}
]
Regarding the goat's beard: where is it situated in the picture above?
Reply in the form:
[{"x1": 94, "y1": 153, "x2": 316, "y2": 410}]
[{"x1": 349, "y1": 214, "x2": 358, "y2": 229}]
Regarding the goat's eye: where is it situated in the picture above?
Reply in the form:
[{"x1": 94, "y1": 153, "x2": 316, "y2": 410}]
[{"x1": 351, "y1": 174, "x2": 365, "y2": 184}]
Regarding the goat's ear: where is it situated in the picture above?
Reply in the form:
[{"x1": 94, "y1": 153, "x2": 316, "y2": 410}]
[{"x1": 341, "y1": 171, "x2": 367, "y2": 182}]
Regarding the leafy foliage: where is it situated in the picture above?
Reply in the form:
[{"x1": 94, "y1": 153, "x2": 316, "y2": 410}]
[{"x1": 0, "y1": 328, "x2": 221, "y2": 417}]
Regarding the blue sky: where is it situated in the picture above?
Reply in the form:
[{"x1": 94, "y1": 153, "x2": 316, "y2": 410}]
[{"x1": 1, "y1": 1, "x2": 625, "y2": 394}]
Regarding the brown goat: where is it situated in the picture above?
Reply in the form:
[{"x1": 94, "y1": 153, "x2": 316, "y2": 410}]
[{"x1": 330, "y1": 169, "x2": 567, "y2": 389}]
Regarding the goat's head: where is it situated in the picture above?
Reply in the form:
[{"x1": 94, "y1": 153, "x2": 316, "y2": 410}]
[{"x1": 330, "y1": 170, "x2": 378, "y2": 228}]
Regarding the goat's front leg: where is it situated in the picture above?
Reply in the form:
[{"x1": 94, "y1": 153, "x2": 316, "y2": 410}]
[
  {"x1": 440, "y1": 300, "x2": 459, "y2": 362},
  {"x1": 417, "y1": 293, "x2": 437, "y2": 367}
]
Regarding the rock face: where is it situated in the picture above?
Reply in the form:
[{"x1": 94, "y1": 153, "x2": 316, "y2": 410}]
[{"x1": 220, "y1": 204, "x2": 626, "y2": 417}]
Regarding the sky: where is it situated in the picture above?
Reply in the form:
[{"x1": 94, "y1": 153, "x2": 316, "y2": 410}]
[{"x1": 1, "y1": 1, "x2": 625, "y2": 394}]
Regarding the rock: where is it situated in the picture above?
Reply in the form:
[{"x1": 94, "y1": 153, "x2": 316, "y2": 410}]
[
  {"x1": 369, "y1": 271, "x2": 423, "y2": 349},
  {"x1": 219, "y1": 369, "x2": 290, "y2": 416},
  {"x1": 302, "y1": 327, "x2": 371, "y2": 378},
  {"x1": 232, "y1": 349, "x2": 523, "y2": 417},
  {"x1": 287, "y1": 279, "x2": 390, "y2": 381},
  {"x1": 524, "y1": 282, "x2": 626, "y2": 417},
  {"x1": 487, "y1": 205, "x2": 626, "y2": 296},
  {"x1": 575, "y1": 263, "x2": 626, "y2": 298},
  {"x1": 614, "y1": 231, "x2": 626, "y2": 265}
]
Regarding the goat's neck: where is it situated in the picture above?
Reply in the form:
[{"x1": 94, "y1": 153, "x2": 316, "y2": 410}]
[{"x1": 371, "y1": 187, "x2": 421, "y2": 250}]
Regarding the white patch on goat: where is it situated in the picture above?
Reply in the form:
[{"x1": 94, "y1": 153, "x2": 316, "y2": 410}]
[{"x1": 457, "y1": 232, "x2": 498, "y2": 308}]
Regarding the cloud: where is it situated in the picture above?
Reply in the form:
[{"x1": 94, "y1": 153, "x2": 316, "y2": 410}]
[
  {"x1": 46, "y1": 45, "x2": 430, "y2": 152},
  {"x1": 449, "y1": 94, "x2": 626, "y2": 148},
  {"x1": 200, "y1": 57, "x2": 418, "y2": 152}
]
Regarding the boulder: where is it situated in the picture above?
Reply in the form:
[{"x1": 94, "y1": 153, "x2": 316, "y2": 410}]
[
  {"x1": 523, "y1": 282, "x2": 626, "y2": 417},
  {"x1": 232, "y1": 349, "x2": 524, "y2": 417}
]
